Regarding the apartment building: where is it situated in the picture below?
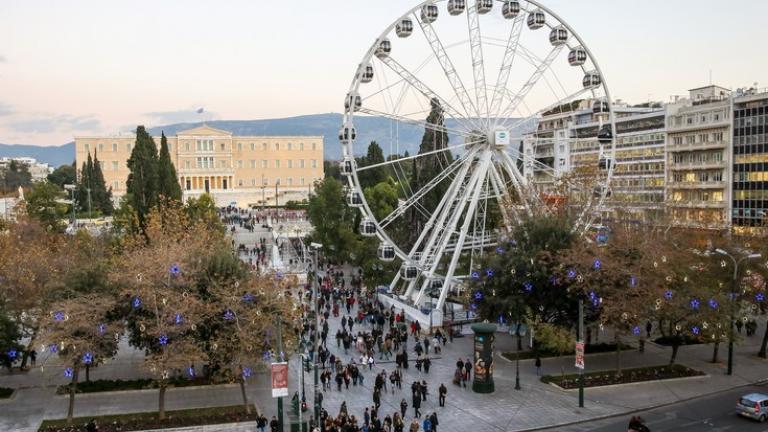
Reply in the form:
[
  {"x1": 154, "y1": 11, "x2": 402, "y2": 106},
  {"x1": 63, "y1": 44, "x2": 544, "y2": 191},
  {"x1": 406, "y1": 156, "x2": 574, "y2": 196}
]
[{"x1": 732, "y1": 88, "x2": 768, "y2": 234}]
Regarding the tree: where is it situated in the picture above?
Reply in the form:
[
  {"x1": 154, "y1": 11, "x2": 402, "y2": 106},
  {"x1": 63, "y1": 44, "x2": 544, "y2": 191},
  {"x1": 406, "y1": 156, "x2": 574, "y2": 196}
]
[
  {"x1": 90, "y1": 151, "x2": 113, "y2": 215},
  {"x1": 126, "y1": 126, "x2": 160, "y2": 225},
  {"x1": 407, "y1": 98, "x2": 452, "y2": 246},
  {"x1": 47, "y1": 163, "x2": 77, "y2": 189},
  {"x1": 112, "y1": 204, "x2": 222, "y2": 419},
  {"x1": 0, "y1": 160, "x2": 33, "y2": 195},
  {"x1": 535, "y1": 323, "x2": 575, "y2": 379},
  {"x1": 307, "y1": 177, "x2": 357, "y2": 262},
  {"x1": 25, "y1": 181, "x2": 68, "y2": 232},
  {"x1": 184, "y1": 193, "x2": 221, "y2": 230},
  {"x1": 76, "y1": 154, "x2": 93, "y2": 214},
  {"x1": 36, "y1": 295, "x2": 119, "y2": 424},
  {"x1": 112, "y1": 195, "x2": 141, "y2": 236},
  {"x1": 358, "y1": 141, "x2": 387, "y2": 190},
  {"x1": 0, "y1": 308, "x2": 22, "y2": 372},
  {"x1": 157, "y1": 132, "x2": 182, "y2": 201},
  {"x1": 363, "y1": 179, "x2": 399, "y2": 221}
]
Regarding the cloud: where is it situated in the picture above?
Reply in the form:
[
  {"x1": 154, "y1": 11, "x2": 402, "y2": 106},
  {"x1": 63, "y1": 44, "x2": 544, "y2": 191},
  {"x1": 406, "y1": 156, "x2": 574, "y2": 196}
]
[
  {"x1": 8, "y1": 114, "x2": 101, "y2": 134},
  {"x1": 0, "y1": 102, "x2": 13, "y2": 117},
  {"x1": 0, "y1": 55, "x2": 6, "y2": 63},
  {"x1": 143, "y1": 108, "x2": 217, "y2": 125}
]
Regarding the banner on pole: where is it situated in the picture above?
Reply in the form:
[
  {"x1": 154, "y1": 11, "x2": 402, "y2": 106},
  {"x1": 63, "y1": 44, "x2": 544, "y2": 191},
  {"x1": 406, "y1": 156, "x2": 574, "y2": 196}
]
[
  {"x1": 574, "y1": 341, "x2": 585, "y2": 370},
  {"x1": 271, "y1": 362, "x2": 289, "y2": 398}
]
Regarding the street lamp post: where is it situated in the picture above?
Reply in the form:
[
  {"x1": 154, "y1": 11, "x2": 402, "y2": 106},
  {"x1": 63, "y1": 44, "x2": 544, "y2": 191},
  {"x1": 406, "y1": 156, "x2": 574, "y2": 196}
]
[
  {"x1": 310, "y1": 242, "x2": 323, "y2": 420},
  {"x1": 715, "y1": 248, "x2": 762, "y2": 376},
  {"x1": 512, "y1": 322, "x2": 527, "y2": 390}
]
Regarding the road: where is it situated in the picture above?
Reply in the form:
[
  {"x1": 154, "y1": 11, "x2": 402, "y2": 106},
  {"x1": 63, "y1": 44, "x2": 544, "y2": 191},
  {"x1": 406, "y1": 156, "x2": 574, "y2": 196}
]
[{"x1": 555, "y1": 383, "x2": 768, "y2": 432}]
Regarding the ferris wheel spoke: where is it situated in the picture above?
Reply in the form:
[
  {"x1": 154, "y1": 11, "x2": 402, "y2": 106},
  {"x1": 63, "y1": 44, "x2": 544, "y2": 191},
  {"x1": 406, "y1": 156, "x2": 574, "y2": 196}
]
[
  {"x1": 487, "y1": 162, "x2": 519, "y2": 227},
  {"x1": 377, "y1": 55, "x2": 474, "y2": 127},
  {"x1": 497, "y1": 149, "x2": 545, "y2": 209},
  {"x1": 489, "y1": 13, "x2": 525, "y2": 121},
  {"x1": 378, "y1": 151, "x2": 472, "y2": 229},
  {"x1": 357, "y1": 107, "x2": 476, "y2": 138},
  {"x1": 493, "y1": 45, "x2": 565, "y2": 129},
  {"x1": 467, "y1": 3, "x2": 490, "y2": 130},
  {"x1": 356, "y1": 140, "x2": 479, "y2": 173},
  {"x1": 415, "y1": 12, "x2": 480, "y2": 125},
  {"x1": 502, "y1": 86, "x2": 594, "y2": 133},
  {"x1": 491, "y1": 157, "x2": 532, "y2": 218}
]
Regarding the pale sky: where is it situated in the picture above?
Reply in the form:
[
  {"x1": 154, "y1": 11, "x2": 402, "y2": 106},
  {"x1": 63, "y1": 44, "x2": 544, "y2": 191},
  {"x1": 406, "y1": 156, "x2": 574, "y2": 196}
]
[{"x1": 0, "y1": 0, "x2": 765, "y2": 146}]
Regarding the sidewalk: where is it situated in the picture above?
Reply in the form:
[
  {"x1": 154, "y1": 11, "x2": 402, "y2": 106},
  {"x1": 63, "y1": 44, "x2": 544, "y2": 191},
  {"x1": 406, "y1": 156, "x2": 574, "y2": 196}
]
[{"x1": 2, "y1": 270, "x2": 766, "y2": 431}]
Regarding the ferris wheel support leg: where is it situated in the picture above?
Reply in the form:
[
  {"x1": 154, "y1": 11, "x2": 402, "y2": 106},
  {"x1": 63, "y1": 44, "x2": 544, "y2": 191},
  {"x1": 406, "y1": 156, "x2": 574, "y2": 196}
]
[
  {"x1": 435, "y1": 152, "x2": 493, "y2": 313},
  {"x1": 487, "y1": 164, "x2": 514, "y2": 230},
  {"x1": 495, "y1": 150, "x2": 534, "y2": 217},
  {"x1": 411, "y1": 157, "x2": 481, "y2": 306}
]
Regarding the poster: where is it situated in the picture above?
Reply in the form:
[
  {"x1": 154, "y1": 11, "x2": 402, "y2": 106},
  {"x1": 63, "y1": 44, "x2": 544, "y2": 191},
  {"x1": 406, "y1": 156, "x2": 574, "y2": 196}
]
[
  {"x1": 271, "y1": 362, "x2": 289, "y2": 398},
  {"x1": 574, "y1": 341, "x2": 585, "y2": 370},
  {"x1": 473, "y1": 332, "x2": 494, "y2": 383}
]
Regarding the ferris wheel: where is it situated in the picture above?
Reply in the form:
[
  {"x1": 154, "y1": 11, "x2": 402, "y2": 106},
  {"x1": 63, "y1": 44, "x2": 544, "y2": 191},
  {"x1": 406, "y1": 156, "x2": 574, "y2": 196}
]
[{"x1": 339, "y1": 0, "x2": 616, "y2": 320}]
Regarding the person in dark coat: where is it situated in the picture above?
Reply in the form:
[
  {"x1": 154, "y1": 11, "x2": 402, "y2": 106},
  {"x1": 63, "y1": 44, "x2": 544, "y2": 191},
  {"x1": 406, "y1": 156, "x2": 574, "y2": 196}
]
[
  {"x1": 412, "y1": 390, "x2": 422, "y2": 418},
  {"x1": 430, "y1": 412, "x2": 439, "y2": 432},
  {"x1": 438, "y1": 383, "x2": 447, "y2": 407}
]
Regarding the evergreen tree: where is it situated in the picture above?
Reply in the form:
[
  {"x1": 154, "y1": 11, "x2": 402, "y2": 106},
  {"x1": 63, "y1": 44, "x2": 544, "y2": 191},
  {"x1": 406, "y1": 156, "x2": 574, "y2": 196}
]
[
  {"x1": 126, "y1": 126, "x2": 160, "y2": 224},
  {"x1": 91, "y1": 151, "x2": 113, "y2": 215},
  {"x1": 407, "y1": 98, "x2": 451, "y2": 245},
  {"x1": 357, "y1": 141, "x2": 387, "y2": 190},
  {"x1": 75, "y1": 154, "x2": 93, "y2": 214},
  {"x1": 157, "y1": 132, "x2": 182, "y2": 201}
]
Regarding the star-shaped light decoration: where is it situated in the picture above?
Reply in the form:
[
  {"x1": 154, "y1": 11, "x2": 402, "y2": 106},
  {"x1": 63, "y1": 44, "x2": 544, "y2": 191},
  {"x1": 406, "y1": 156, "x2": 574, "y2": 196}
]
[
  {"x1": 691, "y1": 326, "x2": 700, "y2": 335},
  {"x1": 242, "y1": 367, "x2": 252, "y2": 378},
  {"x1": 187, "y1": 366, "x2": 195, "y2": 377},
  {"x1": 7, "y1": 349, "x2": 17, "y2": 359},
  {"x1": 495, "y1": 247, "x2": 504, "y2": 254},
  {"x1": 756, "y1": 292, "x2": 765, "y2": 302},
  {"x1": 629, "y1": 276, "x2": 637, "y2": 287},
  {"x1": 665, "y1": 290, "x2": 674, "y2": 300},
  {"x1": 170, "y1": 264, "x2": 181, "y2": 275},
  {"x1": 49, "y1": 344, "x2": 58, "y2": 353},
  {"x1": 485, "y1": 269, "x2": 494, "y2": 278},
  {"x1": 632, "y1": 326, "x2": 641, "y2": 335},
  {"x1": 567, "y1": 269, "x2": 577, "y2": 279},
  {"x1": 690, "y1": 299, "x2": 700, "y2": 309},
  {"x1": 82, "y1": 352, "x2": 93, "y2": 365},
  {"x1": 593, "y1": 259, "x2": 601, "y2": 270},
  {"x1": 276, "y1": 271, "x2": 284, "y2": 281},
  {"x1": 470, "y1": 303, "x2": 478, "y2": 311},
  {"x1": 98, "y1": 324, "x2": 106, "y2": 335},
  {"x1": 158, "y1": 334, "x2": 169, "y2": 346},
  {"x1": 174, "y1": 313, "x2": 183, "y2": 325},
  {"x1": 224, "y1": 309, "x2": 235, "y2": 321},
  {"x1": 471, "y1": 271, "x2": 480, "y2": 280},
  {"x1": 54, "y1": 311, "x2": 65, "y2": 322},
  {"x1": 523, "y1": 281, "x2": 534, "y2": 292},
  {"x1": 242, "y1": 293, "x2": 255, "y2": 303},
  {"x1": 132, "y1": 297, "x2": 141, "y2": 309},
  {"x1": 708, "y1": 299, "x2": 718, "y2": 309},
  {"x1": 64, "y1": 368, "x2": 73, "y2": 378},
  {"x1": 474, "y1": 291, "x2": 483, "y2": 301}
]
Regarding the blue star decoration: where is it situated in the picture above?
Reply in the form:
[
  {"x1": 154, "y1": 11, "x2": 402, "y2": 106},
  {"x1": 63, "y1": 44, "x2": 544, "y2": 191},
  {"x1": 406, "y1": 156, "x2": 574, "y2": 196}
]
[
  {"x1": 485, "y1": 269, "x2": 494, "y2": 278},
  {"x1": 223, "y1": 309, "x2": 235, "y2": 321},
  {"x1": 470, "y1": 303, "x2": 478, "y2": 311},
  {"x1": 757, "y1": 293, "x2": 766, "y2": 302},
  {"x1": 276, "y1": 272, "x2": 284, "y2": 280},
  {"x1": 665, "y1": 290, "x2": 674, "y2": 300},
  {"x1": 49, "y1": 344, "x2": 58, "y2": 353},
  {"x1": 7, "y1": 349, "x2": 17, "y2": 359},
  {"x1": 567, "y1": 269, "x2": 577, "y2": 279},
  {"x1": 632, "y1": 326, "x2": 641, "y2": 335},
  {"x1": 495, "y1": 247, "x2": 504, "y2": 254},
  {"x1": 242, "y1": 367, "x2": 252, "y2": 378},
  {"x1": 98, "y1": 324, "x2": 106, "y2": 335},
  {"x1": 691, "y1": 326, "x2": 700, "y2": 335},
  {"x1": 242, "y1": 293, "x2": 255, "y2": 303},
  {"x1": 175, "y1": 313, "x2": 184, "y2": 325},
  {"x1": 593, "y1": 259, "x2": 602, "y2": 270},
  {"x1": 64, "y1": 368, "x2": 73, "y2": 378},
  {"x1": 54, "y1": 311, "x2": 65, "y2": 321},
  {"x1": 82, "y1": 352, "x2": 93, "y2": 365},
  {"x1": 132, "y1": 297, "x2": 141, "y2": 309},
  {"x1": 690, "y1": 299, "x2": 700, "y2": 310},
  {"x1": 263, "y1": 351, "x2": 271, "y2": 361},
  {"x1": 629, "y1": 276, "x2": 637, "y2": 287},
  {"x1": 170, "y1": 264, "x2": 181, "y2": 275},
  {"x1": 708, "y1": 299, "x2": 718, "y2": 309},
  {"x1": 523, "y1": 281, "x2": 533, "y2": 292},
  {"x1": 187, "y1": 366, "x2": 195, "y2": 377},
  {"x1": 471, "y1": 271, "x2": 480, "y2": 280},
  {"x1": 474, "y1": 291, "x2": 483, "y2": 301},
  {"x1": 158, "y1": 334, "x2": 169, "y2": 346}
]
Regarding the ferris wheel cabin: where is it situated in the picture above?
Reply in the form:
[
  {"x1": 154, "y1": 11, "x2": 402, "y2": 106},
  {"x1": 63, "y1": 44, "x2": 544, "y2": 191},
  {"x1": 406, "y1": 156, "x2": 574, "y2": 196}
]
[
  {"x1": 375, "y1": 39, "x2": 391, "y2": 59},
  {"x1": 421, "y1": 3, "x2": 439, "y2": 24},
  {"x1": 583, "y1": 71, "x2": 602, "y2": 89},
  {"x1": 400, "y1": 264, "x2": 419, "y2": 281},
  {"x1": 502, "y1": 1, "x2": 520, "y2": 19},
  {"x1": 549, "y1": 26, "x2": 569, "y2": 46},
  {"x1": 396, "y1": 18, "x2": 413, "y2": 37},
  {"x1": 338, "y1": 125, "x2": 356, "y2": 144},
  {"x1": 360, "y1": 219, "x2": 377, "y2": 237},
  {"x1": 568, "y1": 47, "x2": 587, "y2": 66},
  {"x1": 345, "y1": 92, "x2": 362, "y2": 112},
  {"x1": 477, "y1": 0, "x2": 493, "y2": 14},
  {"x1": 447, "y1": 0, "x2": 465, "y2": 15},
  {"x1": 527, "y1": 10, "x2": 546, "y2": 30},
  {"x1": 377, "y1": 243, "x2": 396, "y2": 262},
  {"x1": 347, "y1": 191, "x2": 364, "y2": 207},
  {"x1": 339, "y1": 158, "x2": 354, "y2": 176}
]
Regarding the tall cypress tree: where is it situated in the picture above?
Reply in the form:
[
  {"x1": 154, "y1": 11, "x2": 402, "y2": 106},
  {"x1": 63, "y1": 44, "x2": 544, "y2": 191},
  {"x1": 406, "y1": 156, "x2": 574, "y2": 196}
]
[
  {"x1": 76, "y1": 154, "x2": 93, "y2": 213},
  {"x1": 126, "y1": 126, "x2": 160, "y2": 224},
  {"x1": 157, "y1": 132, "x2": 182, "y2": 201},
  {"x1": 91, "y1": 151, "x2": 113, "y2": 215}
]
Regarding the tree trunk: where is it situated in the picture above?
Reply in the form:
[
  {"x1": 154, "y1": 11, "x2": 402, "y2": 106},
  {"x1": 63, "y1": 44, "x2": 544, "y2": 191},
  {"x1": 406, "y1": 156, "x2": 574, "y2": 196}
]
[
  {"x1": 516, "y1": 333, "x2": 522, "y2": 351},
  {"x1": 67, "y1": 363, "x2": 80, "y2": 424},
  {"x1": 158, "y1": 383, "x2": 167, "y2": 420},
  {"x1": 20, "y1": 339, "x2": 36, "y2": 370},
  {"x1": 670, "y1": 343, "x2": 680, "y2": 365},
  {"x1": 614, "y1": 333, "x2": 622, "y2": 375},
  {"x1": 239, "y1": 365, "x2": 252, "y2": 415},
  {"x1": 759, "y1": 320, "x2": 768, "y2": 359},
  {"x1": 85, "y1": 364, "x2": 90, "y2": 382},
  {"x1": 586, "y1": 326, "x2": 592, "y2": 345},
  {"x1": 712, "y1": 341, "x2": 720, "y2": 363}
]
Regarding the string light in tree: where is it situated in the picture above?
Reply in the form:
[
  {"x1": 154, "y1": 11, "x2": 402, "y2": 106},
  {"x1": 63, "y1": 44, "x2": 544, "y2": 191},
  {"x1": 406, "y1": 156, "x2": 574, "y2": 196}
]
[
  {"x1": 48, "y1": 344, "x2": 58, "y2": 353},
  {"x1": 593, "y1": 259, "x2": 601, "y2": 270},
  {"x1": 757, "y1": 293, "x2": 766, "y2": 302},
  {"x1": 485, "y1": 269, "x2": 494, "y2": 278},
  {"x1": 6, "y1": 349, "x2": 17, "y2": 359},
  {"x1": 690, "y1": 299, "x2": 700, "y2": 310},
  {"x1": 54, "y1": 311, "x2": 65, "y2": 322},
  {"x1": 82, "y1": 352, "x2": 93, "y2": 365},
  {"x1": 242, "y1": 367, "x2": 252, "y2": 378},
  {"x1": 223, "y1": 309, "x2": 235, "y2": 321},
  {"x1": 708, "y1": 299, "x2": 718, "y2": 309},
  {"x1": 170, "y1": 264, "x2": 181, "y2": 275},
  {"x1": 242, "y1": 293, "x2": 255, "y2": 303},
  {"x1": 64, "y1": 368, "x2": 73, "y2": 378},
  {"x1": 187, "y1": 366, "x2": 195, "y2": 377},
  {"x1": 523, "y1": 281, "x2": 533, "y2": 293},
  {"x1": 132, "y1": 297, "x2": 141, "y2": 309},
  {"x1": 632, "y1": 326, "x2": 641, "y2": 335},
  {"x1": 98, "y1": 323, "x2": 106, "y2": 335},
  {"x1": 496, "y1": 247, "x2": 504, "y2": 254},
  {"x1": 567, "y1": 269, "x2": 577, "y2": 279},
  {"x1": 471, "y1": 271, "x2": 480, "y2": 280},
  {"x1": 175, "y1": 313, "x2": 183, "y2": 325},
  {"x1": 665, "y1": 290, "x2": 674, "y2": 300},
  {"x1": 474, "y1": 292, "x2": 483, "y2": 301},
  {"x1": 158, "y1": 334, "x2": 169, "y2": 346},
  {"x1": 629, "y1": 276, "x2": 637, "y2": 287},
  {"x1": 691, "y1": 326, "x2": 701, "y2": 335}
]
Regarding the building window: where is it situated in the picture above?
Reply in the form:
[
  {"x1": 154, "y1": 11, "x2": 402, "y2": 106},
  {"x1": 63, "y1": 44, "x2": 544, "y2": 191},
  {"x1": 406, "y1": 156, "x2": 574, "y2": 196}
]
[
  {"x1": 300, "y1": 143, "x2": 305, "y2": 151},
  {"x1": 185, "y1": 142, "x2": 190, "y2": 152},
  {"x1": 112, "y1": 143, "x2": 118, "y2": 152},
  {"x1": 300, "y1": 177, "x2": 305, "y2": 185},
  {"x1": 126, "y1": 143, "x2": 132, "y2": 152},
  {"x1": 262, "y1": 160, "x2": 267, "y2": 168},
  {"x1": 84, "y1": 143, "x2": 90, "y2": 151},
  {"x1": 250, "y1": 143, "x2": 255, "y2": 151},
  {"x1": 275, "y1": 160, "x2": 281, "y2": 169},
  {"x1": 238, "y1": 179, "x2": 244, "y2": 187},
  {"x1": 237, "y1": 142, "x2": 243, "y2": 151},
  {"x1": 311, "y1": 159, "x2": 317, "y2": 169},
  {"x1": 112, "y1": 161, "x2": 118, "y2": 171},
  {"x1": 113, "y1": 180, "x2": 119, "y2": 190},
  {"x1": 714, "y1": 132, "x2": 723, "y2": 142},
  {"x1": 186, "y1": 179, "x2": 191, "y2": 190},
  {"x1": 275, "y1": 143, "x2": 280, "y2": 151},
  {"x1": 220, "y1": 143, "x2": 225, "y2": 151},
  {"x1": 287, "y1": 178, "x2": 293, "y2": 186},
  {"x1": 237, "y1": 160, "x2": 243, "y2": 168},
  {"x1": 300, "y1": 159, "x2": 305, "y2": 168},
  {"x1": 686, "y1": 136, "x2": 695, "y2": 145},
  {"x1": 312, "y1": 142, "x2": 317, "y2": 151},
  {"x1": 287, "y1": 160, "x2": 293, "y2": 169},
  {"x1": 262, "y1": 143, "x2": 268, "y2": 151},
  {"x1": 288, "y1": 142, "x2": 292, "y2": 151},
  {"x1": 250, "y1": 160, "x2": 256, "y2": 168},
  {"x1": 185, "y1": 161, "x2": 191, "y2": 169},
  {"x1": 251, "y1": 178, "x2": 256, "y2": 186},
  {"x1": 98, "y1": 143, "x2": 104, "y2": 152}
]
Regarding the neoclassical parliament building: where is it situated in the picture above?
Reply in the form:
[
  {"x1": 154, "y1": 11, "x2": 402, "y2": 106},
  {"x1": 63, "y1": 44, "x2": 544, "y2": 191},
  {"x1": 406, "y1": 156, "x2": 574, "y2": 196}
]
[{"x1": 75, "y1": 125, "x2": 324, "y2": 207}]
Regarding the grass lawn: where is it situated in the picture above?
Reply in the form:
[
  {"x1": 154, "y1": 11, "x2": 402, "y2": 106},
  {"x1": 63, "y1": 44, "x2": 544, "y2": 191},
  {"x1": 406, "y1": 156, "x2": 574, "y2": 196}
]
[
  {"x1": 0, "y1": 387, "x2": 14, "y2": 399},
  {"x1": 502, "y1": 342, "x2": 633, "y2": 362},
  {"x1": 56, "y1": 377, "x2": 215, "y2": 395},
  {"x1": 38, "y1": 405, "x2": 261, "y2": 432},
  {"x1": 541, "y1": 364, "x2": 705, "y2": 389}
]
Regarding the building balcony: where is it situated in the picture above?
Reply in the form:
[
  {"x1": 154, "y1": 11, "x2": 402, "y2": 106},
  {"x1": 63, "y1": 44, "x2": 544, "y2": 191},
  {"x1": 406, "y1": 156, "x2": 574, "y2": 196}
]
[
  {"x1": 178, "y1": 167, "x2": 236, "y2": 176},
  {"x1": 668, "y1": 161, "x2": 727, "y2": 170},
  {"x1": 667, "y1": 181, "x2": 726, "y2": 190},
  {"x1": 667, "y1": 141, "x2": 728, "y2": 152},
  {"x1": 667, "y1": 200, "x2": 726, "y2": 209}
]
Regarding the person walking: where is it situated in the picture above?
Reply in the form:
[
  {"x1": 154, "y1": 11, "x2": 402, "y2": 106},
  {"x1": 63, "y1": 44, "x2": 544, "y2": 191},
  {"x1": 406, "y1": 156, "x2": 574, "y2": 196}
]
[
  {"x1": 400, "y1": 398, "x2": 408, "y2": 419},
  {"x1": 394, "y1": 413, "x2": 405, "y2": 432},
  {"x1": 535, "y1": 355, "x2": 542, "y2": 376},
  {"x1": 409, "y1": 419, "x2": 420, "y2": 432},
  {"x1": 438, "y1": 383, "x2": 447, "y2": 407},
  {"x1": 430, "y1": 412, "x2": 439, "y2": 432},
  {"x1": 422, "y1": 416, "x2": 432, "y2": 432},
  {"x1": 412, "y1": 389, "x2": 422, "y2": 418},
  {"x1": 464, "y1": 359, "x2": 472, "y2": 383},
  {"x1": 270, "y1": 416, "x2": 279, "y2": 432}
]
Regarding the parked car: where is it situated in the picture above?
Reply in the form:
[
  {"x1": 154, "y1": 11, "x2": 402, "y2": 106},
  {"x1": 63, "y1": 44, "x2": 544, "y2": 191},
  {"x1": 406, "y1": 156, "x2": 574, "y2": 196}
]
[{"x1": 736, "y1": 393, "x2": 768, "y2": 422}]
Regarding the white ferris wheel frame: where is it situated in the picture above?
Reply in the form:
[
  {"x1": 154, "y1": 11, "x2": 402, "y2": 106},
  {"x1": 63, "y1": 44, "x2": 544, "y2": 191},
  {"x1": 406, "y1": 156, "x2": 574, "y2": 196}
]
[{"x1": 340, "y1": 0, "x2": 618, "y2": 312}]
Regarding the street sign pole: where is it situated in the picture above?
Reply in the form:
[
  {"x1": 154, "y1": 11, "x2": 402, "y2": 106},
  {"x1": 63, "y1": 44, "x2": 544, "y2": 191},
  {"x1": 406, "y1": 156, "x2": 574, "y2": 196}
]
[{"x1": 577, "y1": 299, "x2": 585, "y2": 408}]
